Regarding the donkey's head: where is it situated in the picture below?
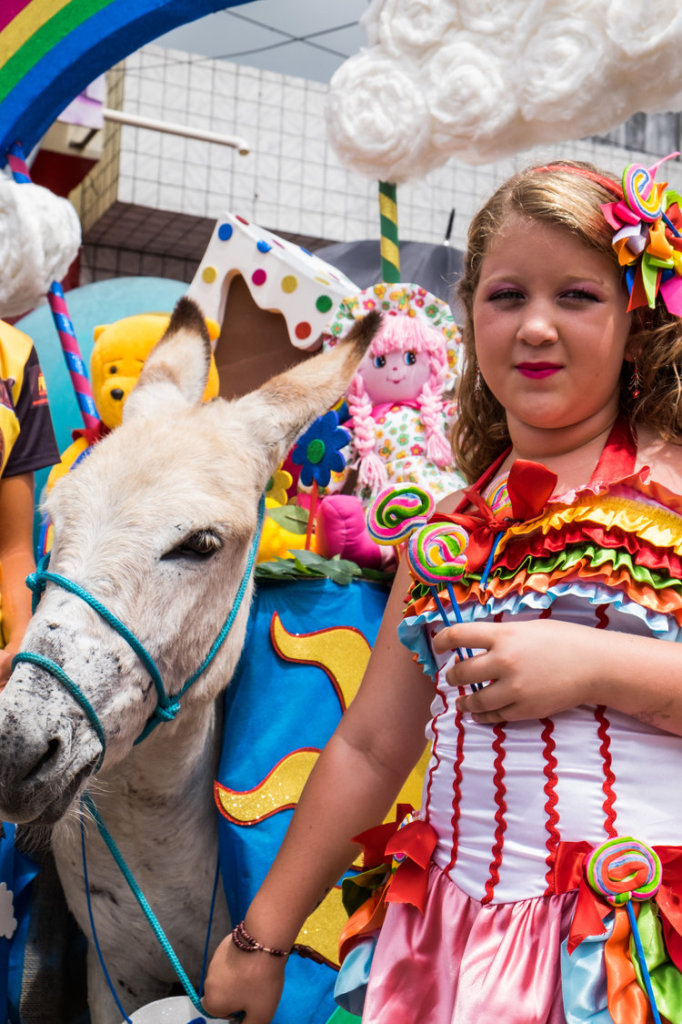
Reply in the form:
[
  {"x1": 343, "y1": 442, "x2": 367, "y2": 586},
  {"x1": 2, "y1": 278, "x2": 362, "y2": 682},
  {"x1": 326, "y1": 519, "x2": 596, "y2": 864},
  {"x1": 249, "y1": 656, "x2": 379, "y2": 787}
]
[{"x1": 0, "y1": 298, "x2": 380, "y2": 824}]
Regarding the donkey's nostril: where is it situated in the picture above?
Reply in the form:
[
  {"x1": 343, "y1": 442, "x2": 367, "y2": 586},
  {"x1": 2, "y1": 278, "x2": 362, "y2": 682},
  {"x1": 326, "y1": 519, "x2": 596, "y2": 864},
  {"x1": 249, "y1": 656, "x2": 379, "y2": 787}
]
[{"x1": 25, "y1": 737, "x2": 61, "y2": 781}]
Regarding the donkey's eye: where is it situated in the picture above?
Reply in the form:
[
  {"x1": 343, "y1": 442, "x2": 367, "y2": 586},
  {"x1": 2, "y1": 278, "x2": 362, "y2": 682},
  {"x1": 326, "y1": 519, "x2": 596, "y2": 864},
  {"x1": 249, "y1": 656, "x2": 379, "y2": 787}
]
[{"x1": 163, "y1": 530, "x2": 223, "y2": 560}]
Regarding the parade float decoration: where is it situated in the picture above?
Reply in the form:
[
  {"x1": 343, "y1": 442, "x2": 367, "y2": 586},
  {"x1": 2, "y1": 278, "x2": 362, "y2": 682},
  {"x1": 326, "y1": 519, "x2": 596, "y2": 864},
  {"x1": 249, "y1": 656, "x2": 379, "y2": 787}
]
[{"x1": 4, "y1": 2, "x2": 682, "y2": 1023}]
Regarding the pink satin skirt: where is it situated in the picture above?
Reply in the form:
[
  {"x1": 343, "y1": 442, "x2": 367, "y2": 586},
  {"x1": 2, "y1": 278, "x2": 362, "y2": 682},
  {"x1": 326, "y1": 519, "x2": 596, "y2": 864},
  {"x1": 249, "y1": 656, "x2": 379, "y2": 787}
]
[{"x1": 362, "y1": 863, "x2": 578, "y2": 1024}]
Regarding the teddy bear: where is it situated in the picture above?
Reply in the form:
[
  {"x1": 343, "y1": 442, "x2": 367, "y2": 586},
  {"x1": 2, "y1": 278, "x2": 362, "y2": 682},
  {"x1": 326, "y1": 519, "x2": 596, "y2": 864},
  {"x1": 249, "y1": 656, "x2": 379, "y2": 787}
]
[
  {"x1": 39, "y1": 311, "x2": 220, "y2": 555},
  {"x1": 46, "y1": 311, "x2": 220, "y2": 491}
]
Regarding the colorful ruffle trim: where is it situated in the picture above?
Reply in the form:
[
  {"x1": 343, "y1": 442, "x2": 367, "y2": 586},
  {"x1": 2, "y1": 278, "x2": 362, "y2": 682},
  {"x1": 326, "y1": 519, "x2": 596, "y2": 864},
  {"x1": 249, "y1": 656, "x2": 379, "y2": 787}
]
[
  {"x1": 404, "y1": 472, "x2": 682, "y2": 631},
  {"x1": 399, "y1": 580, "x2": 680, "y2": 679}
]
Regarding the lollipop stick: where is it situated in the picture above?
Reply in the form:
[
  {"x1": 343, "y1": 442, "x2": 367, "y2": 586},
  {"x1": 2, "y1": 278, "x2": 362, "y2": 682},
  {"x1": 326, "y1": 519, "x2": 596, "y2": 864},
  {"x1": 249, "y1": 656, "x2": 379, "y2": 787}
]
[
  {"x1": 445, "y1": 582, "x2": 475, "y2": 659},
  {"x1": 305, "y1": 480, "x2": 318, "y2": 551},
  {"x1": 625, "y1": 901, "x2": 662, "y2": 1024},
  {"x1": 444, "y1": 581, "x2": 482, "y2": 690},
  {"x1": 430, "y1": 589, "x2": 464, "y2": 663}
]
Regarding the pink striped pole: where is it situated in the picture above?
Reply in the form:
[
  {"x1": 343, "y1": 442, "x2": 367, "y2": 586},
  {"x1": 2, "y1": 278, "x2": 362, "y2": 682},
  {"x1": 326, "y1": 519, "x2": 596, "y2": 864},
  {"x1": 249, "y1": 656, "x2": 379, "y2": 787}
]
[{"x1": 6, "y1": 141, "x2": 99, "y2": 430}]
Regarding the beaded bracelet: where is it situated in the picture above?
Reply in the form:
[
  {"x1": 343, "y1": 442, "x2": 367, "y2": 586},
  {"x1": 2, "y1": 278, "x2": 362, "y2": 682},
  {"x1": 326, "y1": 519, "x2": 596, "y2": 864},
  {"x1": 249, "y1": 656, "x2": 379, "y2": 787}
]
[{"x1": 231, "y1": 920, "x2": 290, "y2": 958}]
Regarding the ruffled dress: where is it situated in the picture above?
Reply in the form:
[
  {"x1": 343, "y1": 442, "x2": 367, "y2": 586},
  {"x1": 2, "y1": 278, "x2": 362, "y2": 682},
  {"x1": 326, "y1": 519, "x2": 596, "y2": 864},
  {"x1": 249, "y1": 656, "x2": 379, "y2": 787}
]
[{"x1": 359, "y1": 422, "x2": 682, "y2": 1024}]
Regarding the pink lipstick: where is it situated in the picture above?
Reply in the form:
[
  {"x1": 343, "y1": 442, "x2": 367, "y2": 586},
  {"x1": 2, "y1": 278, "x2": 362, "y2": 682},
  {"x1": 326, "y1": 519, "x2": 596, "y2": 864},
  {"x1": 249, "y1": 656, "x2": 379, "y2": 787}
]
[{"x1": 516, "y1": 363, "x2": 562, "y2": 379}]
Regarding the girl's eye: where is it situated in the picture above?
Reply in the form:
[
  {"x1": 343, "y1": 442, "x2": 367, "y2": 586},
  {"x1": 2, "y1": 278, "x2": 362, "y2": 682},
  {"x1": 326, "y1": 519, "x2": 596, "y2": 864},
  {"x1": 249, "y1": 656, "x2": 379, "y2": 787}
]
[
  {"x1": 373, "y1": 355, "x2": 386, "y2": 369},
  {"x1": 488, "y1": 288, "x2": 524, "y2": 302},
  {"x1": 404, "y1": 351, "x2": 417, "y2": 366},
  {"x1": 561, "y1": 288, "x2": 599, "y2": 302}
]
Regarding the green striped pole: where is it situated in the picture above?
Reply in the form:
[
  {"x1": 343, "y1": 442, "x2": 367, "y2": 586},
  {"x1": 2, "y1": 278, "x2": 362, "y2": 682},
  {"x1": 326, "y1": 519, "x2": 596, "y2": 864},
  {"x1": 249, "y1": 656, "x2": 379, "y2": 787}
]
[{"x1": 379, "y1": 180, "x2": 400, "y2": 283}]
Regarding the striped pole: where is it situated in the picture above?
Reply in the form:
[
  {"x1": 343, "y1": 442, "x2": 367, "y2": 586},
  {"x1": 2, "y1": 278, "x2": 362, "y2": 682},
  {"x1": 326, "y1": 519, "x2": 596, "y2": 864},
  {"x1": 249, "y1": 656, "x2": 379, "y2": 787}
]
[
  {"x1": 378, "y1": 180, "x2": 400, "y2": 283},
  {"x1": 6, "y1": 141, "x2": 99, "y2": 430}
]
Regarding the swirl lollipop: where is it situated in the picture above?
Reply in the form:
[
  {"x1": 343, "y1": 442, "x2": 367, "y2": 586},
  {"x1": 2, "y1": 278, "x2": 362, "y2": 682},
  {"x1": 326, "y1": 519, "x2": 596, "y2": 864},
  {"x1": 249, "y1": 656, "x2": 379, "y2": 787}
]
[
  {"x1": 407, "y1": 521, "x2": 469, "y2": 587},
  {"x1": 367, "y1": 485, "x2": 435, "y2": 545},
  {"x1": 623, "y1": 162, "x2": 667, "y2": 223},
  {"x1": 485, "y1": 472, "x2": 513, "y2": 519},
  {"x1": 408, "y1": 521, "x2": 478, "y2": 680},
  {"x1": 585, "y1": 838, "x2": 663, "y2": 1024},
  {"x1": 585, "y1": 836, "x2": 662, "y2": 906}
]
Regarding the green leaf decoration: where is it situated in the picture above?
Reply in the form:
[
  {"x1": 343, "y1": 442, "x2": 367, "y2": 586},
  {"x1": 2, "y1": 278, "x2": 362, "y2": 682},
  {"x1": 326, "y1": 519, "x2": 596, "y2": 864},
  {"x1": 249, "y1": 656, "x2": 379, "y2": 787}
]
[
  {"x1": 254, "y1": 550, "x2": 394, "y2": 586},
  {"x1": 266, "y1": 503, "x2": 310, "y2": 534}
]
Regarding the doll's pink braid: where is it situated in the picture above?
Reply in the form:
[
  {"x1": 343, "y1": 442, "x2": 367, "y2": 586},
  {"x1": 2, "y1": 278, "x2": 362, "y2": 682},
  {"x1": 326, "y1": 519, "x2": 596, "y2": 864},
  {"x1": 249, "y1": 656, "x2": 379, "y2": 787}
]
[
  {"x1": 347, "y1": 373, "x2": 387, "y2": 492},
  {"x1": 419, "y1": 378, "x2": 453, "y2": 467},
  {"x1": 419, "y1": 346, "x2": 452, "y2": 467}
]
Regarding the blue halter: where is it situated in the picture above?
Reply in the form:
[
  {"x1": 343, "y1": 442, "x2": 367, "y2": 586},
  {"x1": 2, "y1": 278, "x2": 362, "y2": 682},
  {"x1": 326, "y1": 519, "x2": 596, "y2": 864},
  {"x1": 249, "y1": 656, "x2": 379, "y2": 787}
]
[{"x1": 12, "y1": 495, "x2": 265, "y2": 766}]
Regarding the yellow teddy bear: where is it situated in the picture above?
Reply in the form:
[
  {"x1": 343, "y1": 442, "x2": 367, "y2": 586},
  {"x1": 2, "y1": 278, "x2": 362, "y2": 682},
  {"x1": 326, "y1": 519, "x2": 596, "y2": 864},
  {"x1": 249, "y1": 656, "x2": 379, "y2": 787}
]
[
  {"x1": 46, "y1": 311, "x2": 220, "y2": 491},
  {"x1": 39, "y1": 312, "x2": 220, "y2": 556}
]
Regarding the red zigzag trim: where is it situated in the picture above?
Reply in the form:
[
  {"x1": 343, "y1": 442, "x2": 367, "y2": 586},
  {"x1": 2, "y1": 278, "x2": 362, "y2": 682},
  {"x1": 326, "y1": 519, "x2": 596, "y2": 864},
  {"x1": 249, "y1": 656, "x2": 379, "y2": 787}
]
[
  {"x1": 446, "y1": 703, "x2": 466, "y2": 876},
  {"x1": 541, "y1": 717, "x2": 560, "y2": 892},
  {"x1": 482, "y1": 723, "x2": 507, "y2": 904}
]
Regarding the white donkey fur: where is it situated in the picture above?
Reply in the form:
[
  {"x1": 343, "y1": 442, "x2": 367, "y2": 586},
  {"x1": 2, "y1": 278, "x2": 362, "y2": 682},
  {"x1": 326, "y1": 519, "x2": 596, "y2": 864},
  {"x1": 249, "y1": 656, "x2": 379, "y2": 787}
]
[{"x1": 0, "y1": 298, "x2": 380, "y2": 1023}]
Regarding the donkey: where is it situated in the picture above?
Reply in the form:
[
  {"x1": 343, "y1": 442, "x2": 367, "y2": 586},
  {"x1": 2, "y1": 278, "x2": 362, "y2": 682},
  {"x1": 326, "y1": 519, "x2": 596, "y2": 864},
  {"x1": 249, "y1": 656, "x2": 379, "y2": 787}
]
[{"x1": 0, "y1": 298, "x2": 379, "y2": 1023}]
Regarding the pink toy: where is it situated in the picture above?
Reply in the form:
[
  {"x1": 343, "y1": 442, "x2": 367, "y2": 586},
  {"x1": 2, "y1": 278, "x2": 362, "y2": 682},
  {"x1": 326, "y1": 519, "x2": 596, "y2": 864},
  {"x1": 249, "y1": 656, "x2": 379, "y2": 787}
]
[
  {"x1": 347, "y1": 314, "x2": 457, "y2": 500},
  {"x1": 314, "y1": 285, "x2": 464, "y2": 569}
]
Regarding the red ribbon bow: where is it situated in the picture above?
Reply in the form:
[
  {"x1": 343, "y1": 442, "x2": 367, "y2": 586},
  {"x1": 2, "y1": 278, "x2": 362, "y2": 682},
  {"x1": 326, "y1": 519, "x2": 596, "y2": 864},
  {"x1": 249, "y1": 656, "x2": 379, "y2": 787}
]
[{"x1": 430, "y1": 459, "x2": 558, "y2": 573}]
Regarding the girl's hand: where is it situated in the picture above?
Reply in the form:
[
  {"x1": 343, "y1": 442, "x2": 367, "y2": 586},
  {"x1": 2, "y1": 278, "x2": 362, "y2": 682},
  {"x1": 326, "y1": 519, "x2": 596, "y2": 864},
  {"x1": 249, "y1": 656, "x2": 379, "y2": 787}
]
[
  {"x1": 432, "y1": 619, "x2": 609, "y2": 723},
  {"x1": 202, "y1": 933, "x2": 286, "y2": 1024}
]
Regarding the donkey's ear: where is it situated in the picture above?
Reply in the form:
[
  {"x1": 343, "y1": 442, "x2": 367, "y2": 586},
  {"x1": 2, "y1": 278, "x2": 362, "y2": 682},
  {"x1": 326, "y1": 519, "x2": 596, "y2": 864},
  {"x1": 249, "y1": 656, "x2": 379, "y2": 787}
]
[
  {"x1": 234, "y1": 310, "x2": 382, "y2": 470},
  {"x1": 123, "y1": 298, "x2": 211, "y2": 424}
]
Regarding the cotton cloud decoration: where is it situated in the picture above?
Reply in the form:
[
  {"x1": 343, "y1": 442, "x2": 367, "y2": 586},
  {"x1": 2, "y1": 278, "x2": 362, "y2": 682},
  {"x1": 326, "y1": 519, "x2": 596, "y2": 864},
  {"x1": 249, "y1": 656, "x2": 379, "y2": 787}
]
[
  {"x1": 0, "y1": 180, "x2": 81, "y2": 317},
  {"x1": 326, "y1": 0, "x2": 682, "y2": 182}
]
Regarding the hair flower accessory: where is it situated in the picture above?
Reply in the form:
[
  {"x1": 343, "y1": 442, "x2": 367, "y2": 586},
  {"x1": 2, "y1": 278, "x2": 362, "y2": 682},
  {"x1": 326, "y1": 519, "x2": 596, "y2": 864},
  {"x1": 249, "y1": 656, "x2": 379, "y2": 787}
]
[{"x1": 601, "y1": 151, "x2": 682, "y2": 315}]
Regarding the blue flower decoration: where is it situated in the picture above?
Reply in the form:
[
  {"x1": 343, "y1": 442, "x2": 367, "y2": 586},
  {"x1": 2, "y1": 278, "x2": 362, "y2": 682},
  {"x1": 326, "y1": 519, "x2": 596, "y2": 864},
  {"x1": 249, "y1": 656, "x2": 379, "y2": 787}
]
[{"x1": 291, "y1": 410, "x2": 350, "y2": 487}]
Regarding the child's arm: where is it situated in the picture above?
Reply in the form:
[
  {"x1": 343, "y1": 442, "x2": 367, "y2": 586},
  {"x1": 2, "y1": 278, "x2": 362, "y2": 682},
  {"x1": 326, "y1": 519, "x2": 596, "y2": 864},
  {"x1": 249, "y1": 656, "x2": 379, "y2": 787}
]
[
  {"x1": 434, "y1": 617, "x2": 682, "y2": 735},
  {"x1": 0, "y1": 472, "x2": 35, "y2": 685},
  {"x1": 202, "y1": 556, "x2": 433, "y2": 1022}
]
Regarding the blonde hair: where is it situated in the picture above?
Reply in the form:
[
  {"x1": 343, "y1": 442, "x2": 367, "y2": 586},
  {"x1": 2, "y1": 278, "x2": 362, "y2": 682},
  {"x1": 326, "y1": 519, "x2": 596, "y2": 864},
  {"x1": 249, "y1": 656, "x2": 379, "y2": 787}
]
[
  {"x1": 453, "y1": 159, "x2": 682, "y2": 483},
  {"x1": 348, "y1": 314, "x2": 452, "y2": 493}
]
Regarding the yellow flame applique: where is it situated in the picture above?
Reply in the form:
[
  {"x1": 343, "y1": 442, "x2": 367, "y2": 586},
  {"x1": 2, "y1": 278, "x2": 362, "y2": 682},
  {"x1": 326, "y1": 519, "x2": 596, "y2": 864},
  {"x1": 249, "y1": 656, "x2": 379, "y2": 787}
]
[{"x1": 215, "y1": 611, "x2": 429, "y2": 967}]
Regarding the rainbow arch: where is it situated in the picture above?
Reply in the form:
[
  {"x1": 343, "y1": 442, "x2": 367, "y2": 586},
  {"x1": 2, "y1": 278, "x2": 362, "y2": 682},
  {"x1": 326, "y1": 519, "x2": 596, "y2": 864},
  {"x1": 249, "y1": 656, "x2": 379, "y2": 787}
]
[{"x1": 0, "y1": 0, "x2": 249, "y2": 165}]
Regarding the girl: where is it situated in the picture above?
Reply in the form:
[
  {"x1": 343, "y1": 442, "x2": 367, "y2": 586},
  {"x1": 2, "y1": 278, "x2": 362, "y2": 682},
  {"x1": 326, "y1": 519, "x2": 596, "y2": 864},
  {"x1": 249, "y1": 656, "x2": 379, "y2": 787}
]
[{"x1": 203, "y1": 157, "x2": 682, "y2": 1024}]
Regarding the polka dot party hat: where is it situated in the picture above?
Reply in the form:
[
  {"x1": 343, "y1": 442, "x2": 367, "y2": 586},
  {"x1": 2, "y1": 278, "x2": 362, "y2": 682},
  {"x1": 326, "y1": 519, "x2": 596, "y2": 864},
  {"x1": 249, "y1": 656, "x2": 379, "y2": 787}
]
[{"x1": 188, "y1": 212, "x2": 359, "y2": 350}]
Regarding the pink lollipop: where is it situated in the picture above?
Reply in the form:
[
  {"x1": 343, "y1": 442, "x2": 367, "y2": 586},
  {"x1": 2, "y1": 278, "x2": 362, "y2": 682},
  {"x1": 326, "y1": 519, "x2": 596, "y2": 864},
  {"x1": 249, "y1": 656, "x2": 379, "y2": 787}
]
[
  {"x1": 367, "y1": 485, "x2": 435, "y2": 545},
  {"x1": 408, "y1": 521, "x2": 478, "y2": 675},
  {"x1": 585, "y1": 837, "x2": 661, "y2": 906},
  {"x1": 622, "y1": 153, "x2": 679, "y2": 223},
  {"x1": 407, "y1": 522, "x2": 469, "y2": 585}
]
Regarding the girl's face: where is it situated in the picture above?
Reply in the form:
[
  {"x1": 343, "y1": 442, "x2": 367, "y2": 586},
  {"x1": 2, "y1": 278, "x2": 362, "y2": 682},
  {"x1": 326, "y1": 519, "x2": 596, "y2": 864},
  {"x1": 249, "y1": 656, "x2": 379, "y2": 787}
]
[
  {"x1": 472, "y1": 213, "x2": 632, "y2": 448},
  {"x1": 359, "y1": 347, "x2": 431, "y2": 404}
]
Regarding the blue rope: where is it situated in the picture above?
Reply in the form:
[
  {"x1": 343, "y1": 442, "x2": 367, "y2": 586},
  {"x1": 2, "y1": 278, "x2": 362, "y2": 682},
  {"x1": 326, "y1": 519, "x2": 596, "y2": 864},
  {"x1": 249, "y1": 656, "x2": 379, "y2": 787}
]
[
  {"x1": 12, "y1": 651, "x2": 106, "y2": 770},
  {"x1": 199, "y1": 859, "x2": 221, "y2": 999},
  {"x1": 135, "y1": 495, "x2": 265, "y2": 742},
  {"x1": 179, "y1": 496, "x2": 265, "y2": 697},
  {"x1": 26, "y1": 565, "x2": 167, "y2": 708},
  {"x1": 80, "y1": 810, "x2": 134, "y2": 1023},
  {"x1": 24, "y1": 496, "x2": 266, "y2": 748},
  {"x1": 20, "y1": 498, "x2": 266, "y2": 1017},
  {"x1": 82, "y1": 793, "x2": 212, "y2": 1017}
]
